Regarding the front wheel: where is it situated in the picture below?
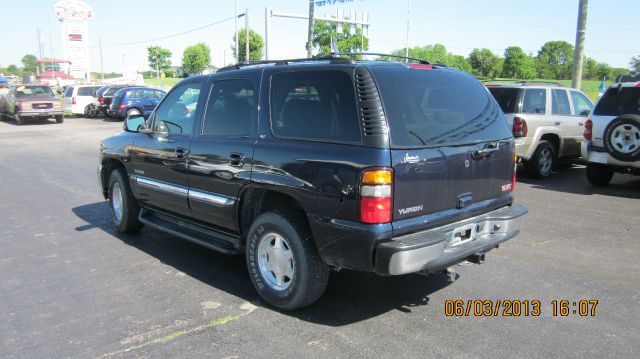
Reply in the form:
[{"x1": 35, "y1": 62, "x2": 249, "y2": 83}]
[
  {"x1": 84, "y1": 105, "x2": 98, "y2": 118},
  {"x1": 586, "y1": 163, "x2": 614, "y2": 187},
  {"x1": 526, "y1": 140, "x2": 556, "y2": 178},
  {"x1": 246, "y1": 212, "x2": 329, "y2": 310},
  {"x1": 15, "y1": 114, "x2": 24, "y2": 126},
  {"x1": 108, "y1": 168, "x2": 144, "y2": 233},
  {"x1": 55, "y1": 115, "x2": 64, "y2": 124}
]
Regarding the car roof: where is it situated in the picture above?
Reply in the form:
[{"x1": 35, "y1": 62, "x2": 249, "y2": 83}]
[{"x1": 484, "y1": 82, "x2": 566, "y2": 89}]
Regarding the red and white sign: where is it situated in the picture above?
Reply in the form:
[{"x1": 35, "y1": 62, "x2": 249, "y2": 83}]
[{"x1": 54, "y1": 0, "x2": 94, "y2": 20}]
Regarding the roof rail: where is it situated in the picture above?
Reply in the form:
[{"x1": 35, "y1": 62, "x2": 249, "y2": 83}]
[
  {"x1": 514, "y1": 81, "x2": 562, "y2": 86},
  {"x1": 217, "y1": 56, "x2": 353, "y2": 72},
  {"x1": 326, "y1": 52, "x2": 431, "y2": 65}
]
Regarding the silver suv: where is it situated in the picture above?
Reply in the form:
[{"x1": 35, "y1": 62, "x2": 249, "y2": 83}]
[
  {"x1": 582, "y1": 75, "x2": 640, "y2": 186},
  {"x1": 487, "y1": 82, "x2": 594, "y2": 178}
]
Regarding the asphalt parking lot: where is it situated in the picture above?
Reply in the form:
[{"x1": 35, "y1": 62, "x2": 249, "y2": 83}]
[{"x1": 1, "y1": 117, "x2": 639, "y2": 358}]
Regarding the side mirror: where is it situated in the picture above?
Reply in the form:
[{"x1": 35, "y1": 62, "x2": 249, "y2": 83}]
[{"x1": 123, "y1": 114, "x2": 148, "y2": 133}]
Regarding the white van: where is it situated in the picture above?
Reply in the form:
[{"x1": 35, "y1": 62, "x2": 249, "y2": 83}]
[{"x1": 63, "y1": 85, "x2": 102, "y2": 116}]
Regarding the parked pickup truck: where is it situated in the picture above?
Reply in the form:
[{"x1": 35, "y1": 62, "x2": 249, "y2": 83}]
[
  {"x1": 98, "y1": 55, "x2": 528, "y2": 310},
  {"x1": 0, "y1": 84, "x2": 64, "y2": 125}
]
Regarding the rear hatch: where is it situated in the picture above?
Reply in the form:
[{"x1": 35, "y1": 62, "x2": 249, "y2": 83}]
[
  {"x1": 591, "y1": 86, "x2": 640, "y2": 147},
  {"x1": 369, "y1": 65, "x2": 515, "y2": 227}
]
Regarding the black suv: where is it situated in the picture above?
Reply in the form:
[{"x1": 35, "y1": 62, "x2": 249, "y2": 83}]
[
  {"x1": 96, "y1": 85, "x2": 129, "y2": 117},
  {"x1": 98, "y1": 56, "x2": 528, "y2": 310}
]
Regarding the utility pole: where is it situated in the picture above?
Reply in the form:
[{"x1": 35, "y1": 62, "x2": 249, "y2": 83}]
[
  {"x1": 235, "y1": 0, "x2": 238, "y2": 63},
  {"x1": 37, "y1": 28, "x2": 43, "y2": 76},
  {"x1": 307, "y1": 0, "x2": 314, "y2": 58},
  {"x1": 571, "y1": 0, "x2": 588, "y2": 90},
  {"x1": 99, "y1": 37, "x2": 104, "y2": 82},
  {"x1": 245, "y1": 8, "x2": 250, "y2": 62},
  {"x1": 405, "y1": 0, "x2": 410, "y2": 62}
]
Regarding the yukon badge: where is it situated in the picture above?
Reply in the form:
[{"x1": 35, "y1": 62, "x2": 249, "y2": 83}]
[
  {"x1": 398, "y1": 205, "x2": 423, "y2": 215},
  {"x1": 402, "y1": 153, "x2": 420, "y2": 164}
]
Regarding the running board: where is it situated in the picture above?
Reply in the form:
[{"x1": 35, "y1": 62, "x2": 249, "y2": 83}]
[{"x1": 139, "y1": 209, "x2": 242, "y2": 255}]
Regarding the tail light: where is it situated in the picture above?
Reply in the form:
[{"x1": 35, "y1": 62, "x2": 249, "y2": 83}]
[
  {"x1": 512, "y1": 153, "x2": 517, "y2": 190},
  {"x1": 408, "y1": 64, "x2": 433, "y2": 70},
  {"x1": 99, "y1": 97, "x2": 104, "y2": 104},
  {"x1": 583, "y1": 119, "x2": 593, "y2": 140},
  {"x1": 118, "y1": 104, "x2": 126, "y2": 110},
  {"x1": 72, "y1": 97, "x2": 76, "y2": 105},
  {"x1": 513, "y1": 117, "x2": 528, "y2": 138},
  {"x1": 360, "y1": 169, "x2": 393, "y2": 224}
]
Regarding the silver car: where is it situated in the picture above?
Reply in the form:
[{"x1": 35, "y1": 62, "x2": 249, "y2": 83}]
[{"x1": 487, "y1": 82, "x2": 594, "y2": 178}]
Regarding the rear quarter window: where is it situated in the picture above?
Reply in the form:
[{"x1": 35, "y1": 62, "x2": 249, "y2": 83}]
[
  {"x1": 78, "y1": 87, "x2": 97, "y2": 96},
  {"x1": 370, "y1": 66, "x2": 512, "y2": 148},
  {"x1": 269, "y1": 70, "x2": 361, "y2": 145}
]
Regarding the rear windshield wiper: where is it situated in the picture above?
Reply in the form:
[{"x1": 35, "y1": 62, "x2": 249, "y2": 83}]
[{"x1": 409, "y1": 130, "x2": 426, "y2": 145}]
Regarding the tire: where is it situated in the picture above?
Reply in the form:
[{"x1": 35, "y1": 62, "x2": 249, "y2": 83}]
[
  {"x1": 526, "y1": 140, "x2": 556, "y2": 178},
  {"x1": 246, "y1": 211, "x2": 329, "y2": 310},
  {"x1": 126, "y1": 108, "x2": 141, "y2": 117},
  {"x1": 55, "y1": 115, "x2": 64, "y2": 124},
  {"x1": 15, "y1": 114, "x2": 24, "y2": 126},
  {"x1": 84, "y1": 105, "x2": 98, "y2": 118},
  {"x1": 602, "y1": 115, "x2": 640, "y2": 162},
  {"x1": 107, "y1": 168, "x2": 144, "y2": 233},
  {"x1": 586, "y1": 163, "x2": 614, "y2": 187}
]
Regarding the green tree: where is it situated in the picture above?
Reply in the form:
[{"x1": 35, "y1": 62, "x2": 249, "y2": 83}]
[
  {"x1": 384, "y1": 44, "x2": 471, "y2": 72},
  {"x1": 21, "y1": 54, "x2": 38, "y2": 75},
  {"x1": 467, "y1": 48, "x2": 500, "y2": 79},
  {"x1": 6, "y1": 64, "x2": 21, "y2": 76},
  {"x1": 503, "y1": 46, "x2": 536, "y2": 79},
  {"x1": 312, "y1": 19, "x2": 369, "y2": 57},
  {"x1": 582, "y1": 57, "x2": 599, "y2": 80},
  {"x1": 535, "y1": 40, "x2": 574, "y2": 79},
  {"x1": 182, "y1": 43, "x2": 211, "y2": 75},
  {"x1": 147, "y1": 46, "x2": 172, "y2": 74},
  {"x1": 232, "y1": 28, "x2": 264, "y2": 62},
  {"x1": 630, "y1": 55, "x2": 640, "y2": 74}
]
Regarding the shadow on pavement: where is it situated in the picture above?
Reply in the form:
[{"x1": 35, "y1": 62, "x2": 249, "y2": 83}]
[
  {"x1": 72, "y1": 201, "x2": 450, "y2": 325},
  {"x1": 517, "y1": 162, "x2": 640, "y2": 199},
  {"x1": 0, "y1": 117, "x2": 59, "y2": 126}
]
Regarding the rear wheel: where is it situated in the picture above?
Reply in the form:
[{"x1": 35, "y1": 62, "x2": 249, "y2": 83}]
[
  {"x1": 84, "y1": 105, "x2": 98, "y2": 118},
  {"x1": 55, "y1": 115, "x2": 64, "y2": 124},
  {"x1": 526, "y1": 140, "x2": 556, "y2": 178},
  {"x1": 246, "y1": 212, "x2": 329, "y2": 310},
  {"x1": 126, "y1": 108, "x2": 141, "y2": 117},
  {"x1": 586, "y1": 163, "x2": 614, "y2": 187},
  {"x1": 108, "y1": 168, "x2": 144, "y2": 233},
  {"x1": 15, "y1": 114, "x2": 24, "y2": 126}
]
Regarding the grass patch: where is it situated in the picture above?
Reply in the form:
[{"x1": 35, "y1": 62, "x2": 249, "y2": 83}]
[{"x1": 144, "y1": 77, "x2": 182, "y2": 91}]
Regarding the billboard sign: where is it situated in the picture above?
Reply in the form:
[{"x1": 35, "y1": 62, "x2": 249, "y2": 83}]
[{"x1": 54, "y1": 0, "x2": 94, "y2": 20}]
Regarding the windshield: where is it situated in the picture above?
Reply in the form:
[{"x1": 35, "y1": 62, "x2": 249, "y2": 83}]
[
  {"x1": 371, "y1": 66, "x2": 512, "y2": 148},
  {"x1": 16, "y1": 86, "x2": 54, "y2": 97},
  {"x1": 594, "y1": 87, "x2": 640, "y2": 116}
]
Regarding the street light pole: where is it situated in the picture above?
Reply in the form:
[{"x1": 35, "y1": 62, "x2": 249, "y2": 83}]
[
  {"x1": 235, "y1": 0, "x2": 239, "y2": 63},
  {"x1": 245, "y1": 8, "x2": 250, "y2": 62},
  {"x1": 405, "y1": 0, "x2": 410, "y2": 62},
  {"x1": 307, "y1": 0, "x2": 314, "y2": 58}
]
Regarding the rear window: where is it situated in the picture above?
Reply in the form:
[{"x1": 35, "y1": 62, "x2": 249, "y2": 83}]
[
  {"x1": 594, "y1": 87, "x2": 640, "y2": 116},
  {"x1": 270, "y1": 70, "x2": 361, "y2": 144},
  {"x1": 105, "y1": 87, "x2": 124, "y2": 96},
  {"x1": 96, "y1": 87, "x2": 108, "y2": 98},
  {"x1": 487, "y1": 87, "x2": 520, "y2": 113},
  {"x1": 371, "y1": 66, "x2": 511, "y2": 148},
  {"x1": 63, "y1": 86, "x2": 74, "y2": 97},
  {"x1": 78, "y1": 86, "x2": 98, "y2": 96},
  {"x1": 15, "y1": 86, "x2": 54, "y2": 97}
]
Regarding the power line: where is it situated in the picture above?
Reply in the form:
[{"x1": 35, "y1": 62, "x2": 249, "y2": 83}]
[{"x1": 97, "y1": 15, "x2": 239, "y2": 48}]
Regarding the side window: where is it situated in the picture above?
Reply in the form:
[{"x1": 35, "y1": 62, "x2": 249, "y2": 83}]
[
  {"x1": 202, "y1": 79, "x2": 254, "y2": 137},
  {"x1": 552, "y1": 89, "x2": 571, "y2": 115},
  {"x1": 153, "y1": 82, "x2": 202, "y2": 136},
  {"x1": 270, "y1": 70, "x2": 361, "y2": 144},
  {"x1": 522, "y1": 89, "x2": 546, "y2": 114},
  {"x1": 63, "y1": 87, "x2": 74, "y2": 98},
  {"x1": 570, "y1": 91, "x2": 593, "y2": 116}
]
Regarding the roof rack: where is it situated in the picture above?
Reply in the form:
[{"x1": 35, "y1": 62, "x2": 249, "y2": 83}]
[
  {"x1": 615, "y1": 74, "x2": 640, "y2": 83},
  {"x1": 217, "y1": 52, "x2": 432, "y2": 72},
  {"x1": 326, "y1": 52, "x2": 431, "y2": 65},
  {"x1": 217, "y1": 56, "x2": 354, "y2": 72},
  {"x1": 514, "y1": 81, "x2": 562, "y2": 86}
]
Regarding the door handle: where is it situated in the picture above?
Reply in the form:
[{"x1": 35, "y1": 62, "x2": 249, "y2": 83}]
[
  {"x1": 554, "y1": 121, "x2": 561, "y2": 125},
  {"x1": 471, "y1": 142, "x2": 500, "y2": 159},
  {"x1": 175, "y1": 147, "x2": 189, "y2": 159},
  {"x1": 578, "y1": 122, "x2": 584, "y2": 126},
  {"x1": 228, "y1": 152, "x2": 245, "y2": 167}
]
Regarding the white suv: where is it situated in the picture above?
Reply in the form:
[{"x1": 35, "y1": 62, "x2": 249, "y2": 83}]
[
  {"x1": 487, "y1": 82, "x2": 594, "y2": 178},
  {"x1": 63, "y1": 85, "x2": 102, "y2": 116},
  {"x1": 582, "y1": 76, "x2": 640, "y2": 186}
]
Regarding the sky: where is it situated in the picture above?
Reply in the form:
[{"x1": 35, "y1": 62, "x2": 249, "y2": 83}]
[{"x1": 1, "y1": 0, "x2": 638, "y2": 74}]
